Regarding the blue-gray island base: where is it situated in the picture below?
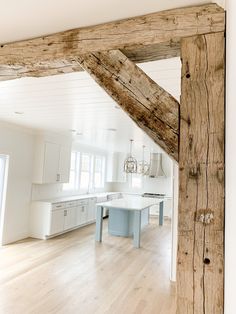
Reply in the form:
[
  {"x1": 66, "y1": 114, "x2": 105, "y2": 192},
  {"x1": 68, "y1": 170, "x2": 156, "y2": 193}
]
[{"x1": 95, "y1": 197, "x2": 164, "y2": 248}]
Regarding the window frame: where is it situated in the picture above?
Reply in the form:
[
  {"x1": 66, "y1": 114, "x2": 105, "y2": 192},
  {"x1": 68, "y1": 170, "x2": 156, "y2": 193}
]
[{"x1": 63, "y1": 151, "x2": 106, "y2": 192}]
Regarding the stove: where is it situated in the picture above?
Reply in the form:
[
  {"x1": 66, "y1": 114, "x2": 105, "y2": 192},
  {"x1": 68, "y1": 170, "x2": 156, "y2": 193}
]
[{"x1": 142, "y1": 193, "x2": 165, "y2": 198}]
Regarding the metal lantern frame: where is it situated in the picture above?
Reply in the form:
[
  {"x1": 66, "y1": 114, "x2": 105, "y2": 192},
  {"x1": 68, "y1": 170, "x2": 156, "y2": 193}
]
[
  {"x1": 137, "y1": 145, "x2": 149, "y2": 175},
  {"x1": 124, "y1": 139, "x2": 137, "y2": 173}
]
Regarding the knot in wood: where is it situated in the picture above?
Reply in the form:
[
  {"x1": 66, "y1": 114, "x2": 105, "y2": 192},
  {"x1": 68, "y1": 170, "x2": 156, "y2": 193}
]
[{"x1": 196, "y1": 210, "x2": 214, "y2": 225}]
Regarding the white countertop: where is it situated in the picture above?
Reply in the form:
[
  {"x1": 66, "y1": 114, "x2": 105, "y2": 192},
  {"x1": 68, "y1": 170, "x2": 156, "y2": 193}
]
[
  {"x1": 35, "y1": 192, "x2": 120, "y2": 204},
  {"x1": 33, "y1": 192, "x2": 171, "y2": 204},
  {"x1": 97, "y1": 196, "x2": 164, "y2": 211}
]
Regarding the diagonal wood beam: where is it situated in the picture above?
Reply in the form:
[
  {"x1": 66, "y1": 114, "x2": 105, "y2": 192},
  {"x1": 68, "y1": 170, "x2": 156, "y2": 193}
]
[
  {"x1": 77, "y1": 50, "x2": 179, "y2": 161},
  {"x1": 0, "y1": 4, "x2": 224, "y2": 81}
]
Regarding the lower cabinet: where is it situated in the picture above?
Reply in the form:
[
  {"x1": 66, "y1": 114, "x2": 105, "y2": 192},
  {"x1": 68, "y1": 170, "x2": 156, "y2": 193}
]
[
  {"x1": 64, "y1": 207, "x2": 77, "y2": 230},
  {"x1": 76, "y1": 204, "x2": 88, "y2": 226},
  {"x1": 30, "y1": 198, "x2": 97, "y2": 239},
  {"x1": 87, "y1": 198, "x2": 97, "y2": 222},
  {"x1": 30, "y1": 193, "x2": 121, "y2": 240},
  {"x1": 50, "y1": 209, "x2": 65, "y2": 235}
]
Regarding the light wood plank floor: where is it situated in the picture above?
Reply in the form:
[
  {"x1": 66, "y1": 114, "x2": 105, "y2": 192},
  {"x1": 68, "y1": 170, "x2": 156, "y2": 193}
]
[{"x1": 0, "y1": 218, "x2": 176, "y2": 314}]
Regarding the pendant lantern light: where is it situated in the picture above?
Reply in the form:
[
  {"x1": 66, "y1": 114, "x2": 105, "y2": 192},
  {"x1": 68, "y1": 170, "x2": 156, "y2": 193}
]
[
  {"x1": 137, "y1": 145, "x2": 149, "y2": 175},
  {"x1": 124, "y1": 139, "x2": 137, "y2": 173}
]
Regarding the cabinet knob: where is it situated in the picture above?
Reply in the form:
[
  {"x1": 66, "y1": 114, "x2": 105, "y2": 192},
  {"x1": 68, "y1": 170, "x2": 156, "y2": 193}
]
[
  {"x1": 64, "y1": 210, "x2": 67, "y2": 216},
  {"x1": 56, "y1": 174, "x2": 60, "y2": 182}
]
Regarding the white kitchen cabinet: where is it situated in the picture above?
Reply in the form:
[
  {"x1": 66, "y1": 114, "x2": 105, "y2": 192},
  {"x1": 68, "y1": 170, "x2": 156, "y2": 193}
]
[
  {"x1": 59, "y1": 145, "x2": 71, "y2": 183},
  {"x1": 33, "y1": 138, "x2": 71, "y2": 184},
  {"x1": 50, "y1": 209, "x2": 65, "y2": 235},
  {"x1": 64, "y1": 207, "x2": 77, "y2": 230},
  {"x1": 106, "y1": 152, "x2": 127, "y2": 183},
  {"x1": 30, "y1": 193, "x2": 122, "y2": 239},
  {"x1": 76, "y1": 199, "x2": 89, "y2": 226},
  {"x1": 43, "y1": 142, "x2": 61, "y2": 183},
  {"x1": 87, "y1": 198, "x2": 97, "y2": 222},
  {"x1": 76, "y1": 205, "x2": 87, "y2": 226}
]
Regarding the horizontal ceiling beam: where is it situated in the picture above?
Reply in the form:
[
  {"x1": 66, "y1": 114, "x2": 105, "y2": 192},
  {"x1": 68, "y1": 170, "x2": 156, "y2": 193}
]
[
  {"x1": 0, "y1": 4, "x2": 224, "y2": 81},
  {"x1": 77, "y1": 50, "x2": 179, "y2": 161},
  {"x1": 0, "y1": 40, "x2": 180, "y2": 81}
]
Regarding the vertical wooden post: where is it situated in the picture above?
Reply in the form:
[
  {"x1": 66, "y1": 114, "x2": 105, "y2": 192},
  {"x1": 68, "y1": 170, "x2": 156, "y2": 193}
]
[{"x1": 177, "y1": 32, "x2": 225, "y2": 313}]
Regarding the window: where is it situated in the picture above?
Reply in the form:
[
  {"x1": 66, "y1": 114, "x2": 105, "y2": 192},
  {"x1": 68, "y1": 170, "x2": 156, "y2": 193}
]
[
  {"x1": 63, "y1": 152, "x2": 80, "y2": 190},
  {"x1": 80, "y1": 153, "x2": 92, "y2": 189},
  {"x1": 94, "y1": 156, "x2": 105, "y2": 188},
  {"x1": 63, "y1": 151, "x2": 105, "y2": 191}
]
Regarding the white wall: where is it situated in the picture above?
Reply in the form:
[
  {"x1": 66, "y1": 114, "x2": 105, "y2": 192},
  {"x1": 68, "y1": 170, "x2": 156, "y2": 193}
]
[
  {"x1": 0, "y1": 122, "x2": 34, "y2": 245},
  {"x1": 225, "y1": 1, "x2": 236, "y2": 313}
]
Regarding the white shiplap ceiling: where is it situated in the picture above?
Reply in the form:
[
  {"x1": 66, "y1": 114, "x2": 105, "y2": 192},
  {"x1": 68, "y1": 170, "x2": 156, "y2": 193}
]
[
  {"x1": 0, "y1": 0, "x2": 224, "y2": 153},
  {"x1": 0, "y1": 58, "x2": 181, "y2": 153}
]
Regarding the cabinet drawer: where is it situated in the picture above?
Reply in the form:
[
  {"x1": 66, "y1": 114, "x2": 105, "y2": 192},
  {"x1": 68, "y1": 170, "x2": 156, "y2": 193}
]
[
  {"x1": 78, "y1": 199, "x2": 89, "y2": 206},
  {"x1": 52, "y1": 202, "x2": 66, "y2": 210},
  {"x1": 66, "y1": 201, "x2": 77, "y2": 208}
]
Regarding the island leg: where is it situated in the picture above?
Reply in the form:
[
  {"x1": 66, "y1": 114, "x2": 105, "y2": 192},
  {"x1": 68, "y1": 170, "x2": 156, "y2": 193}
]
[
  {"x1": 95, "y1": 205, "x2": 104, "y2": 242},
  {"x1": 159, "y1": 201, "x2": 164, "y2": 226},
  {"x1": 133, "y1": 211, "x2": 141, "y2": 248}
]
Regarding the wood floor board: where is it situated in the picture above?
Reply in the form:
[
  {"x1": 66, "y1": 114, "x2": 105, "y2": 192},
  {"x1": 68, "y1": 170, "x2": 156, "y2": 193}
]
[{"x1": 0, "y1": 218, "x2": 176, "y2": 314}]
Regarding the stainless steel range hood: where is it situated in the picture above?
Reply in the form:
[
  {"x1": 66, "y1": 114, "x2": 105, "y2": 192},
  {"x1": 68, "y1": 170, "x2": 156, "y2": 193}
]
[{"x1": 148, "y1": 153, "x2": 165, "y2": 178}]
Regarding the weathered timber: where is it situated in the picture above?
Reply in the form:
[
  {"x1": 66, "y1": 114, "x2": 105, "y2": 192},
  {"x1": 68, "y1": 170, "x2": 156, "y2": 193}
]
[
  {"x1": 0, "y1": 4, "x2": 224, "y2": 81},
  {"x1": 77, "y1": 50, "x2": 179, "y2": 161},
  {"x1": 177, "y1": 32, "x2": 225, "y2": 313},
  {"x1": 0, "y1": 40, "x2": 180, "y2": 81},
  {"x1": 0, "y1": 60, "x2": 83, "y2": 81}
]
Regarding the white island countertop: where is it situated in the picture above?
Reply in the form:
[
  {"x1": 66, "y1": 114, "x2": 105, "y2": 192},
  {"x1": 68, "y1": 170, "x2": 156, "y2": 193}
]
[{"x1": 97, "y1": 196, "x2": 163, "y2": 211}]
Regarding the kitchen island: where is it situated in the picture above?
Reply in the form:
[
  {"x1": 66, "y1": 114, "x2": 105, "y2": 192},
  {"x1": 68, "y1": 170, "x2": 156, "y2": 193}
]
[{"x1": 96, "y1": 196, "x2": 164, "y2": 248}]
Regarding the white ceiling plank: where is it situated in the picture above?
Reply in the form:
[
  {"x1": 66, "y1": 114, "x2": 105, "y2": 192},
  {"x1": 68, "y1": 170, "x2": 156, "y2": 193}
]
[{"x1": 0, "y1": 56, "x2": 181, "y2": 152}]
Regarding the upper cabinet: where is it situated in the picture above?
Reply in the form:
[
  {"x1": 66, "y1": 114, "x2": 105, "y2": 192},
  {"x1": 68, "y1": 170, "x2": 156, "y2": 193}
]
[
  {"x1": 33, "y1": 137, "x2": 71, "y2": 184},
  {"x1": 58, "y1": 145, "x2": 71, "y2": 183}
]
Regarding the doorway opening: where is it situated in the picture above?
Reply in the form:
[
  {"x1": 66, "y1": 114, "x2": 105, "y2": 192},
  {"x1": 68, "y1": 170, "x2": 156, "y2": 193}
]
[{"x1": 0, "y1": 155, "x2": 9, "y2": 245}]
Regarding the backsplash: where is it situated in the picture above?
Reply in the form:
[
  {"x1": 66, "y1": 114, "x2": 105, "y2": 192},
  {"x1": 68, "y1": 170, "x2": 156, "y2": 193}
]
[{"x1": 31, "y1": 182, "x2": 113, "y2": 201}]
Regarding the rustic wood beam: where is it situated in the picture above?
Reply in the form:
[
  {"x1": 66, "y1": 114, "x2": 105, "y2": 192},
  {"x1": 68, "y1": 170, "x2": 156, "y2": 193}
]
[
  {"x1": 177, "y1": 32, "x2": 225, "y2": 313},
  {"x1": 0, "y1": 4, "x2": 224, "y2": 81},
  {"x1": 0, "y1": 40, "x2": 180, "y2": 81},
  {"x1": 77, "y1": 50, "x2": 179, "y2": 161}
]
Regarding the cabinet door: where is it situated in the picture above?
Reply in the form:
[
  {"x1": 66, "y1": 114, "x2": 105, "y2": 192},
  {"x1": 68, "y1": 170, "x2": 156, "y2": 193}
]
[
  {"x1": 59, "y1": 146, "x2": 71, "y2": 183},
  {"x1": 87, "y1": 200, "x2": 96, "y2": 222},
  {"x1": 43, "y1": 142, "x2": 60, "y2": 183},
  {"x1": 64, "y1": 207, "x2": 77, "y2": 230},
  {"x1": 49, "y1": 209, "x2": 65, "y2": 235},
  {"x1": 76, "y1": 205, "x2": 87, "y2": 226}
]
